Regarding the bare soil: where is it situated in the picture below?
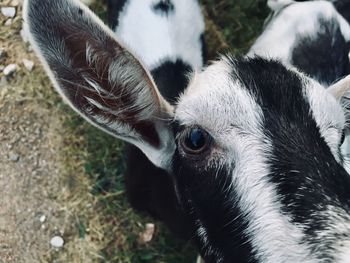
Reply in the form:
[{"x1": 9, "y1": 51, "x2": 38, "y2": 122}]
[
  {"x1": 0, "y1": 100, "x2": 64, "y2": 262},
  {"x1": 0, "y1": 1, "x2": 102, "y2": 262}
]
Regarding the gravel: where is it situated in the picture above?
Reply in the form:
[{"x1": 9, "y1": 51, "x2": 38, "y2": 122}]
[
  {"x1": 50, "y1": 236, "x2": 64, "y2": 248},
  {"x1": 4, "y1": 19, "x2": 13, "y2": 26},
  {"x1": 3, "y1": 64, "x2": 17, "y2": 76},
  {"x1": 22, "y1": 59, "x2": 34, "y2": 71},
  {"x1": 39, "y1": 215, "x2": 46, "y2": 223},
  {"x1": 9, "y1": 153, "x2": 20, "y2": 162}
]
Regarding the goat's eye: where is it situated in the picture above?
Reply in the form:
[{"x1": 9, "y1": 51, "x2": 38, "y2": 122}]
[{"x1": 180, "y1": 127, "x2": 212, "y2": 155}]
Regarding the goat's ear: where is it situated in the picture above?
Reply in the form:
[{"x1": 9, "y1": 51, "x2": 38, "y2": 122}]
[
  {"x1": 23, "y1": 0, "x2": 175, "y2": 169},
  {"x1": 328, "y1": 75, "x2": 350, "y2": 100}
]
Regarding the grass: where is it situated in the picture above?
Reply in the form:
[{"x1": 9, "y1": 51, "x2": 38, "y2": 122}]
[
  {"x1": 202, "y1": 0, "x2": 269, "y2": 58},
  {"x1": 63, "y1": 111, "x2": 197, "y2": 262},
  {"x1": 58, "y1": 1, "x2": 269, "y2": 262}
]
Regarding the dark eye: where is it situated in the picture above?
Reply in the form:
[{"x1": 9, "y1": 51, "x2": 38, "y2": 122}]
[{"x1": 180, "y1": 127, "x2": 212, "y2": 155}]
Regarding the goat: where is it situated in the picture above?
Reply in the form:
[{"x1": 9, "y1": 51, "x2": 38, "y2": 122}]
[
  {"x1": 24, "y1": 0, "x2": 350, "y2": 262},
  {"x1": 249, "y1": 0, "x2": 350, "y2": 173},
  {"x1": 104, "y1": 0, "x2": 205, "y2": 239}
]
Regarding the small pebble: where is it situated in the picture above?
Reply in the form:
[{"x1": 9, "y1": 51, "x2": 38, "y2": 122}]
[
  {"x1": 9, "y1": 153, "x2": 19, "y2": 162},
  {"x1": 39, "y1": 215, "x2": 46, "y2": 223},
  {"x1": 3, "y1": 64, "x2": 17, "y2": 76},
  {"x1": 1, "y1": 7, "x2": 16, "y2": 18},
  {"x1": 140, "y1": 223, "x2": 155, "y2": 243},
  {"x1": 4, "y1": 19, "x2": 12, "y2": 26},
  {"x1": 20, "y1": 28, "x2": 30, "y2": 43},
  {"x1": 22, "y1": 59, "x2": 34, "y2": 71},
  {"x1": 50, "y1": 236, "x2": 64, "y2": 248}
]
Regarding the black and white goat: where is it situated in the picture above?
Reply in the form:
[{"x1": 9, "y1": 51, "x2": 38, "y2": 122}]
[
  {"x1": 249, "y1": 0, "x2": 350, "y2": 173},
  {"x1": 105, "y1": 0, "x2": 205, "y2": 239},
  {"x1": 24, "y1": 0, "x2": 350, "y2": 262}
]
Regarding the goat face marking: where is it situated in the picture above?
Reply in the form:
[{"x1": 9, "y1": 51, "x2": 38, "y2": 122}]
[{"x1": 173, "y1": 57, "x2": 350, "y2": 262}]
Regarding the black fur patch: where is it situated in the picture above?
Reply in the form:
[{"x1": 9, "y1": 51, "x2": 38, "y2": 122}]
[
  {"x1": 200, "y1": 33, "x2": 207, "y2": 63},
  {"x1": 151, "y1": 60, "x2": 192, "y2": 104},
  {"x1": 124, "y1": 145, "x2": 192, "y2": 240},
  {"x1": 230, "y1": 57, "x2": 350, "y2": 260},
  {"x1": 172, "y1": 148, "x2": 257, "y2": 263},
  {"x1": 291, "y1": 17, "x2": 350, "y2": 85},
  {"x1": 333, "y1": 0, "x2": 350, "y2": 23},
  {"x1": 107, "y1": 0, "x2": 128, "y2": 29},
  {"x1": 152, "y1": 0, "x2": 175, "y2": 16}
]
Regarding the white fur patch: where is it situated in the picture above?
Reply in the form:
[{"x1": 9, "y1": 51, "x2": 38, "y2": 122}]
[
  {"x1": 176, "y1": 59, "x2": 317, "y2": 262},
  {"x1": 249, "y1": 0, "x2": 350, "y2": 169},
  {"x1": 310, "y1": 205, "x2": 350, "y2": 262},
  {"x1": 114, "y1": 0, "x2": 204, "y2": 70},
  {"x1": 248, "y1": 1, "x2": 350, "y2": 65},
  {"x1": 337, "y1": 241, "x2": 350, "y2": 263}
]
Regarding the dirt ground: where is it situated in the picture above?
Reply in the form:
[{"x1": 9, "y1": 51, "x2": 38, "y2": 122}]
[
  {"x1": 0, "y1": 100, "x2": 64, "y2": 262},
  {"x1": 0, "y1": 1, "x2": 102, "y2": 262}
]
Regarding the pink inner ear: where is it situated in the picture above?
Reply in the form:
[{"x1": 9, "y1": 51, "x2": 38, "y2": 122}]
[{"x1": 53, "y1": 23, "x2": 163, "y2": 148}]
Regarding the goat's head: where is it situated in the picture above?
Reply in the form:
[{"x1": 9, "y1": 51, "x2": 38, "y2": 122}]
[{"x1": 24, "y1": 0, "x2": 350, "y2": 262}]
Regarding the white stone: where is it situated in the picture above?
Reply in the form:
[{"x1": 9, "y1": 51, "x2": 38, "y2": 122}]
[
  {"x1": 20, "y1": 28, "x2": 30, "y2": 43},
  {"x1": 140, "y1": 223, "x2": 155, "y2": 243},
  {"x1": 9, "y1": 153, "x2": 19, "y2": 162},
  {"x1": 4, "y1": 19, "x2": 13, "y2": 26},
  {"x1": 50, "y1": 236, "x2": 64, "y2": 248},
  {"x1": 39, "y1": 215, "x2": 46, "y2": 223},
  {"x1": 3, "y1": 64, "x2": 17, "y2": 76},
  {"x1": 22, "y1": 59, "x2": 34, "y2": 71},
  {"x1": 1, "y1": 7, "x2": 16, "y2": 18}
]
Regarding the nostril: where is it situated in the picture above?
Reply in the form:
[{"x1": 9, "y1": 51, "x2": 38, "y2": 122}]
[{"x1": 152, "y1": 0, "x2": 175, "y2": 16}]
